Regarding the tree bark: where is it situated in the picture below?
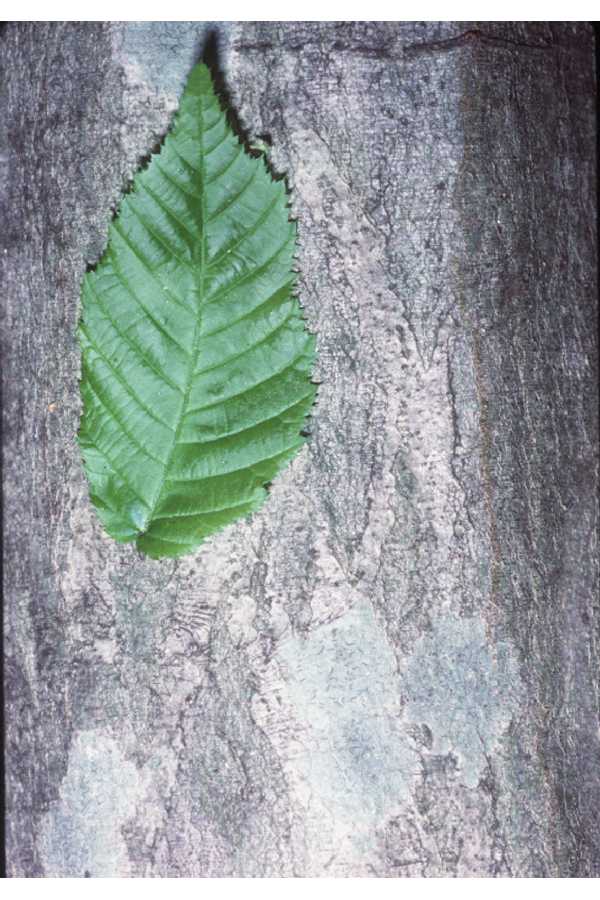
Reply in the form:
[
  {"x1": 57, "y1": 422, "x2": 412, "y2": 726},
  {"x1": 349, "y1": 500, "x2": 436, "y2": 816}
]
[{"x1": 2, "y1": 21, "x2": 598, "y2": 877}]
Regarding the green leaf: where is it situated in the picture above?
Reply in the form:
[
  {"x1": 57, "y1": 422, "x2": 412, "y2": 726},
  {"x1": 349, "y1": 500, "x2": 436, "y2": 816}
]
[{"x1": 78, "y1": 62, "x2": 316, "y2": 559}]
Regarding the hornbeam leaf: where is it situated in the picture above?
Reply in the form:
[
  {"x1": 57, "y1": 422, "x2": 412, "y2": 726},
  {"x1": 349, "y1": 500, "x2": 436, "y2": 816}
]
[{"x1": 78, "y1": 63, "x2": 316, "y2": 559}]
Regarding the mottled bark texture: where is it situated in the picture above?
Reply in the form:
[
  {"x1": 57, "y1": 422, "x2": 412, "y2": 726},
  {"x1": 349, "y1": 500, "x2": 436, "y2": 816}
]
[{"x1": 2, "y1": 21, "x2": 598, "y2": 877}]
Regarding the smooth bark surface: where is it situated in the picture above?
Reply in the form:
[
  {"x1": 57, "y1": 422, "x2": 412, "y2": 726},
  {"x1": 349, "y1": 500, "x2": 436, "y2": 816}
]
[{"x1": 2, "y1": 22, "x2": 598, "y2": 876}]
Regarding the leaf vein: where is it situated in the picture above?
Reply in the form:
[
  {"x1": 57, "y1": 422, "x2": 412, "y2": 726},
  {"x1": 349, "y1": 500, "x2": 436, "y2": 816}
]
[
  {"x1": 206, "y1": 193, "x2": 281, "y2": 273},
  {"x1": 200, "y1": 280, "x2": 293, "y2": 340},
  {"x1": 193, "y1": 307, "x2": 296, "y2": 377},
  {"x1": 207, "y1": 167, "x2": 260, "y2": 224},
  {"x1": 155, "y1": 157, "x2": 199, "y2": 202},
  {"x1": 142, "y1": 72, "x2": 209, "y2": 524},
  {"x1": 83, "y1": 368, "x2": 168, "y2": 467},
  {"x1": 179, "y1": 390, "x2": 314, "y2": 446},
  {"x1": 168, "y1": 139, "x2": 201, "y2": 179},
  {"x1": 167, "y1": 441, "x2": 304, "y2": 483},
  {"x1": 124, "y1": 196, "x2": 196, "y2": 278},
  {"x1": 107, "y1": 245, "x2": 192, "y2": 355},
  {"x1": 205, "y1": 142, "x2": 244, "y2": 186},
  {"x1": 84, "y1": 278, "x2": 185, "y2": 395},
  {"x1": 204, "y1": 234, "x2": 293, "y2": 309},
  {"x1": 153, "y1": 498, "x2": 257, "y2": 521},
  {"x1": 81, "y1": 330, "x2": 175, "y2": 434},
  {"x1": 136, "y1": 176, "x2": 200, "y2": 253},
  {"x1": 185, "y1": 344, "x2": 313, "y2": 415},
  {"x1": 81, "y1": 433, "x2": 151, "y2": 511}
]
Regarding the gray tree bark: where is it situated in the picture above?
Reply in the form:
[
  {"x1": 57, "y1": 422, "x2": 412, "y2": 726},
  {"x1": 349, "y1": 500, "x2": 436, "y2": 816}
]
[{"x1": 2, "y1": 21, "x2": 598, "y2": 877}]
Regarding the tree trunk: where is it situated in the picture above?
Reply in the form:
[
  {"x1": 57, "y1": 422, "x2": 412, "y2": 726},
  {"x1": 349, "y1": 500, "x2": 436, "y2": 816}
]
[{"x1": 2, "y1": 21, "x2": 598, "y2": 877}]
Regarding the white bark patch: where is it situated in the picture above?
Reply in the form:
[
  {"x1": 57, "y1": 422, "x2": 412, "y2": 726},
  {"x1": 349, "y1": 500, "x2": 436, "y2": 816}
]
[
  {"x1": 402, "y1": 614, "x2": 523, "y2": 786},
  {"x1": 275, "y1": 601, "x2": 416, "y2": 873},
  {"x1": 40, "y1": 731, "x2": 146, "y2": 877}
]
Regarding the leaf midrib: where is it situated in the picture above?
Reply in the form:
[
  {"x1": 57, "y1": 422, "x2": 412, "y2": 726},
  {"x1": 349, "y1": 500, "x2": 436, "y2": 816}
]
[{"x1": 139, "y1": 91, "x2": 208, "y2": 538}]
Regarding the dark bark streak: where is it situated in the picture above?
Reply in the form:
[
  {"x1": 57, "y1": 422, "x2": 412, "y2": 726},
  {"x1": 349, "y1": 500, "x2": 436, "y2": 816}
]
[{"x1": 404, "y1": 28, "x2": 554, "y2": 57}]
